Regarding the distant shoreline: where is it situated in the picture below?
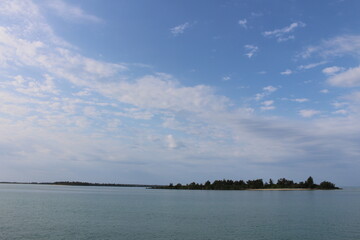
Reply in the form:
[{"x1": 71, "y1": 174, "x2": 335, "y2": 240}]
[
  {"x1": 0, "y1": 178, "x2": 341, "y2": 191},
  {"x1": 154, "y1": 177, "x2": 341, "y2": 190},
  {"x1": 249, "y1": 188, "x2": 320, "y2": 191},
  {"x1": 154, "y1": 188, "x2": 341, "y2": 191},
  {"x1": 0, "y1": 181, "x2": 161, "y2": 188},
  {"x1": 0, "y1": 182, "x2": 341, "y2": 191}
]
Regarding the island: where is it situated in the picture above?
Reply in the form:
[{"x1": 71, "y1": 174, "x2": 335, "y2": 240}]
[
  {"x1": 152, "y1": 177, "x2": 340, "y2": 190},
  {"x1": 0, "y1": 177, "x2": 340, "y2": 190},
  {"x1": 0, "y1": 181, "x2": 161, "y2": 188}
]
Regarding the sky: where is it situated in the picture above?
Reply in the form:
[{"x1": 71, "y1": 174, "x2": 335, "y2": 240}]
[{"x1": 1, "y1": 0, "x2": 360, "y2": 186}]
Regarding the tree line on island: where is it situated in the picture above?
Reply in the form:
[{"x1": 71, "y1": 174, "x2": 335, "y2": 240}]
[
  {"x1": 154, "y1": 177, "x2": 340, "y2": 190},
  {"x1": 0, "y1": 181, "x2": 160, "y2": 188},
  {"x1": 51, "y1": 181, "x2": 159, "y2": 188},
  {"x1": 0, "y1": 177, "x2": 340, "y2": 190}
]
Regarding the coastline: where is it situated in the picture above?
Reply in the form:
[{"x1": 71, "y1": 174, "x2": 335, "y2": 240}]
[
  {"x1": 153, "y1": 187, "x2": 341, "y2": 191},
  {"x1": 248, "y1": 188, "x2": 313, "y2": 191}
]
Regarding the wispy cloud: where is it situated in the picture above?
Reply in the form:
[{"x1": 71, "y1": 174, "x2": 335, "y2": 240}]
[
  {"x1": 327, "y1": 65, "x2": 360, "y2": 87},
  {"x1": 300, "y1": 35, "x2": 360, "y2": 59},
  {"x1": 251, "y1": 12, "x2": 263, "y2": 17},
  {"x1": 238, "y1": 19, "x2": 247, "y2": 29},
  {"x1": 170, "y1": 22, "x2": 190, "y2": 36},
  {"x1": 263, "y1": 86, "x2": 277, "y2": 92},
  {"x1": 281, "y1": 98, "x2": 309, "y2": 103},
  {"x1": 244, "y1": 44, "x2": 258, "y2": 58},
  {"x1": 261, "y1": 100, "x2": 275, "y2": 110},
  {"x1": 165, "y1": 134, "x2": 184, "y2": 149},
  {"x1": 9, "y1": 74, "x2": 59, "y2": 97},
  {"x1": 292, "y1": 98, "x2": 309, "y2": 103},
  {"x1": 46, "y1": 0, "x2": 103, "y2": 23},
  {"x1": 255, "y1": 86, "x2": 277, "y2": 100},
  {"x1": 222, "y1": 76, "x2": 231, "y2": 81},
  {"x1": 299, "y1": 109, "x2": 320, "y2": 118},
  {"x1": 322, "y1": 66, "x2": 345, "y2": 75},
  {"x1": 333, "y1": 109, "x2": 347, "y2": 115},
  {"x1": 320, "y1": 89, "x2": 329, "y2": 94},
  {"x1": 280, "y1": 69, "x2": 293, "y2": 75},
  {"x1": 298, "y1": 61, "x2": 327, "y2": 70},
  {"x1": 263, "y1": 22, "x2": 305, "y2": 42}
]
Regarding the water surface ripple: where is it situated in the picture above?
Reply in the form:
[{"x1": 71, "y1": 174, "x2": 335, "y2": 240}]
[{"x1": 0, "y1": 184, "x2": 359, "y2": 240}]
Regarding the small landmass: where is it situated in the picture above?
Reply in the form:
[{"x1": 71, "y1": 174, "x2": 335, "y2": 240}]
[
  {"x1": 153, "y1": 177, "x2": 340, "y2": 190},
  {"x1": 0, "y1": 177, "x2": 340, "y2": 190},
  {"x1": 51, "y1": 181, "x2": 158, "y2": 188},
  {"x1": 0, "y1": 181, "x2": 161, "y2": 188}
]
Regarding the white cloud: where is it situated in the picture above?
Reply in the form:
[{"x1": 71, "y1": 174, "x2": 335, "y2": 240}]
[
  {"x1": 280, "y1": 69, "x2": 292, "y2": 75},
  {"x1": 263, "y1": 22, "x2": 305, "y2": 42},
  {"x1": 322, "y1": 66, "x2": 345, "y2": 75},
  {"x1": 170, "y1": 22, "x2": 190, "y2": 36},
  {"x1": 260, "y1": 100, "x2": 275, "y2": 111},
  {"x1": 261, "y1": 106, "x2": 275, "y2": 111},
  {"x1": 333, "y1": 109, "x2": 347, "y2": 115},
  {"x1": 300, "y1": 35, "x2": 360, "y2": 59},
  {"x1": 0, "y1": 1, "x2": 118, "y2": 76},
  {"x1": 73, "y1": 89, "x2": 92, "y2": 97},
  {"x1": 299, "y1": 109, "x2": 320, "y2": 118},
  {"x1": 343, "y1": 91, "x2": 360, "y2": 103},
  {"x1": 83, "y1": 106, "x2": 99, "y2": 117},
  {"x1": 10, "y1": 74, "x2": 59, "y2": 97},
  {"x1": 255, "y1": 86, "x2": 277, "y2": 100},
  {"x1": 332, "y1": 101, "x2": 348, "y2": 108},
  {"x1": 238, "y1": 19, "x2": 247, "y2": 29},
  {"x1": 340, "y1": 92, "x2": 360, "y2": 115},
  {"x1": 98, "y1": 74, "x2": 230, "y2": 113},
  {"x1": 0, "y1": 25, "x2": 126, "y2": 86},
  {"x1": 255, "y1": 93, "x2": 266, "y2": 101},
  {"x1": 222, "y1": 76, "x2": 231, "y2": 81},
  {"x1": 262, "y1": 100, "x2": 274, "y2": 106},
  {"x1": 320, "y1": 89, "x2": 329, "y2": 94},
  {"x1": 292, "y1": 98, "x2": 309, "y2": 103},
  {"x1": 327, "y1": 65, "x2": 360, "y2": 87},
  {"x1": 261, "y1": 100, "x2": 275, "y2": 110},
  {"x1": 2, "y1": 0, "x2": 360, "y2": 185},
  {"x1": 165, "y1": 134, "x2": 178, "y2": 149},
  {"x1": 263, "y1": 86, "x2": 277, "y2": 93},
  {"x1": 0, "y1": 1, "x2": 71, "y2": 49},
  {"x1": 114, "y1": 108, "x2": 154, "y2": 120},
  {"x1": 0, "y1": 0, "x2": 41, "y2": 20},
  {"x1": 45, "y1": 0, "x2": 103, "y2": 23},
  {"x1": 244, "y1": 44, "x2": 258, "y2": 58},
  {"x1": 298, "y1": 61, "x2": 327, "y2": 70}
]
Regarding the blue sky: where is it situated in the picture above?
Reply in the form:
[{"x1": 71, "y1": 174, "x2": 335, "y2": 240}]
[{"x1": 1, "y1": 0, "x2": 360, "y2": 185}]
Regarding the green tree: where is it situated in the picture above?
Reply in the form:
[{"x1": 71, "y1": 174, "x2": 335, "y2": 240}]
[
  {"x1": 204, "y1": 180, "x2": 211, "y2": 190},
  {"x1": 305, "y1": 176, "x2": 314, "y2": 188},
  {"x1": 247, "y1": 179, "x2": 264, "y2": 189},
  {"x1": 319, "y1": 181, "x2": 336, "y2": 189},
  {"x1": 269, "y1": 179, "x2": 274, "y2": 185},
  {"x1": 276, "y1": 178, "x2": 294, "y2": 188}
]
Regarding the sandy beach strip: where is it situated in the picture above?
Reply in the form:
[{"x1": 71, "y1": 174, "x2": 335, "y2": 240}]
[{"x1": 248, "y1": 188, "x2": 313, "y2": 191}]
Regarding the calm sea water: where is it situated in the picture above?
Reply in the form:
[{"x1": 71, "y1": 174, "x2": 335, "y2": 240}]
[{"x1": 0, "y1": 184, "x2": 359, "y2": 240}]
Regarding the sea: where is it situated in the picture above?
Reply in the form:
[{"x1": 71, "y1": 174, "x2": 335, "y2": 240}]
[{"x1": 0, "y1": 184, "x2": 359, "y2": 240}]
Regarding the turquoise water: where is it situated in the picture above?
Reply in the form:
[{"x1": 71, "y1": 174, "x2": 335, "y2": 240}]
[{"x1": 0, "y1": 184, "x2": 359, "y2": 240}]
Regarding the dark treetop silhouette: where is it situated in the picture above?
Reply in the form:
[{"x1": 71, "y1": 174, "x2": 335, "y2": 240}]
[{"x1": 153, "y1": 177, "x2": 340, "y2": 190}]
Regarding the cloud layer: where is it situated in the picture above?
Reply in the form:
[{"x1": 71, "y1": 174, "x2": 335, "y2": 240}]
[{"x1": 0, "y1": 0, "x2": 359, "y2": 185}]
